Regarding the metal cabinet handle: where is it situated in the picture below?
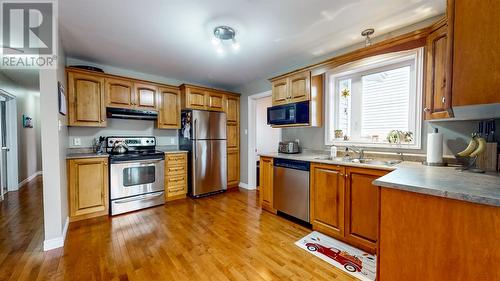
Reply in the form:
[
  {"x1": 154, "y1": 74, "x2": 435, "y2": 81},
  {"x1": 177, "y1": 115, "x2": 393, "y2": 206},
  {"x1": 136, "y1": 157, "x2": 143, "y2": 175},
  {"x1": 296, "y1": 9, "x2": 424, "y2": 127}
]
[
  {"x1": 424, "y1": 107, "x2": 430, "y2": 112},
  {"x1": 441, "y1": 96, "x2": 446, "y2": 104}
]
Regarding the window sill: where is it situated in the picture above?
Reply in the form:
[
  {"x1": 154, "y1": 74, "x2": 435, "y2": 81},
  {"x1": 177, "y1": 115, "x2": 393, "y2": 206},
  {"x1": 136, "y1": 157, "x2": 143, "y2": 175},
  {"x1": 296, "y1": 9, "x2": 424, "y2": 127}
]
[{"x1": 328, "y1": 140, "x2": 421, "y2": 150}]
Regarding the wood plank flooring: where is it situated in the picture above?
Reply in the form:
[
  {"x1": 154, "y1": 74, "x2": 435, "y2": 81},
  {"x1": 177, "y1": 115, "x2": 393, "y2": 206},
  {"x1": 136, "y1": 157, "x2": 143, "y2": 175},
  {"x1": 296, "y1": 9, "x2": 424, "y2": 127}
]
[{"x1": 0, "y1": 177, "x2": 358, "y2": 281}]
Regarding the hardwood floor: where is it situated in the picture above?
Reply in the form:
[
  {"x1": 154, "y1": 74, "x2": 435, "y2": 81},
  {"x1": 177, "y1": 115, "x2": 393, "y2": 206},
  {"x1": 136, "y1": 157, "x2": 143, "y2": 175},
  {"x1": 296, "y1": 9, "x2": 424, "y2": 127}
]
[{"x1": 0, "y1": 177, "x2": 358, "y2": 281}]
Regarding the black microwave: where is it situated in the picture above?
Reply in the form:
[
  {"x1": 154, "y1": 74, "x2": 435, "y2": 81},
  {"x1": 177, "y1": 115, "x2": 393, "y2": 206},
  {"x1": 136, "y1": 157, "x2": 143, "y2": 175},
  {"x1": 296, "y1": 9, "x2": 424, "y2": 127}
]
[{"x1": 267, "y1": 101, "x2": 310, "y2": 126}]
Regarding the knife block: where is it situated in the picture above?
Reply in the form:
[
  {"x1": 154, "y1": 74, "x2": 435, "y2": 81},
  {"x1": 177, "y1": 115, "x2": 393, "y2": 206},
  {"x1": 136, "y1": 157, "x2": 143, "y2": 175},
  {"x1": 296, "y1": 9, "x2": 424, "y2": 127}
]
[{"x1": 476, "y1": 143, "x2": 498, "y2": 172}]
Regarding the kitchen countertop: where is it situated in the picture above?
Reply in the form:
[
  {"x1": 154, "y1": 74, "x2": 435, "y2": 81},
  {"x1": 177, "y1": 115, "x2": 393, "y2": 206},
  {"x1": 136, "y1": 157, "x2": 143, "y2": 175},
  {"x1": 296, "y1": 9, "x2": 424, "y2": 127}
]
[
  {"x1": 156, "y1": 146, "x2": 188, "y2": 154},
  {"x1": 259, "y1": 152, "x2": 500, "y2": 207},
  {"x1": 66, "y1": 152, "x2": 109, "y2": 159}
]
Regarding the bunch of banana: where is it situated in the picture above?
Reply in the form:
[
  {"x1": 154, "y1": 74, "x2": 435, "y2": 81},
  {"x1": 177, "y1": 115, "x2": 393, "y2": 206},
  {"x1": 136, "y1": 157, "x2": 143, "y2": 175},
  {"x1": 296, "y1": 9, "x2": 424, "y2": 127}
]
[{"x1": 457, "y1": 136, "x2": 487, "y2": 157}]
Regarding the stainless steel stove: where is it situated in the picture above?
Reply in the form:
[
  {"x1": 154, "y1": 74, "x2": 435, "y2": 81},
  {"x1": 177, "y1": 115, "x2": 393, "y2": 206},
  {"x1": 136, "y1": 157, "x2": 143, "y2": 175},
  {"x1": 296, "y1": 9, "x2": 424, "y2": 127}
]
[{"x1": 106, "y1": 136, "x2": 165, "y2": 215}]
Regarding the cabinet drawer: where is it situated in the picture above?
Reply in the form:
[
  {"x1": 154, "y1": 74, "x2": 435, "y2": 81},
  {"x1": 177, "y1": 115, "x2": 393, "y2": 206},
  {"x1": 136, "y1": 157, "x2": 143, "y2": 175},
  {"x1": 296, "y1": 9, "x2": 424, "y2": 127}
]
[
  {"x1": 166, "y1": 165, "x2": 186, "y2": 175},
  {"x1": 168, "y1": 185, "x2": 186, "y2": 196},
  {"x1": 166, "y1": 154, "x2": 187, "y2": 165},
  {"x1": 166, "y1": 174, "x2": 187, "y2": 187}
]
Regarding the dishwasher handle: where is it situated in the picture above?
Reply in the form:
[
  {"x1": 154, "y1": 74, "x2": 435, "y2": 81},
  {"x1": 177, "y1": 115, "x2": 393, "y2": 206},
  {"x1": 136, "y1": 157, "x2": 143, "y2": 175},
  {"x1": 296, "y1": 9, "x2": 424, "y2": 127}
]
[{"x1": 273, "y1": 158, "x2": 310, "y2": 171}]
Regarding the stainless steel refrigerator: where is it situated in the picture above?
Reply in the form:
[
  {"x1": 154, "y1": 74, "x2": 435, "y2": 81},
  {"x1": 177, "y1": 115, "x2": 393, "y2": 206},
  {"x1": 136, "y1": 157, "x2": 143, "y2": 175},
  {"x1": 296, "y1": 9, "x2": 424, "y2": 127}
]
[{"x1": 179, "y1": 110, "x2": 227, "y2": 197}]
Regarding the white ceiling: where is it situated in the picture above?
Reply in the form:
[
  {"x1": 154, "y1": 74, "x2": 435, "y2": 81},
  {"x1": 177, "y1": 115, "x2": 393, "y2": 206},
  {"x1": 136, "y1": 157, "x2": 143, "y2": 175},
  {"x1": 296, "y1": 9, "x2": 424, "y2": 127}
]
[{"x1": 60, "y1": 0, "x2": 445, "y2": 90}]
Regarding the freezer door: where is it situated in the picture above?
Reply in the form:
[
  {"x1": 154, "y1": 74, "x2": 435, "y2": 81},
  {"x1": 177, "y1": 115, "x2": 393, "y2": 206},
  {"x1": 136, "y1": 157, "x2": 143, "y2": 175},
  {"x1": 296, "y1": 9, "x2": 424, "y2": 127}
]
[
  {"x1": 192, "y1": 110, "x2": 226, "y2": 140},
  {"x1": 191, "y1": 139, "x2": 227, "y2": 196}
]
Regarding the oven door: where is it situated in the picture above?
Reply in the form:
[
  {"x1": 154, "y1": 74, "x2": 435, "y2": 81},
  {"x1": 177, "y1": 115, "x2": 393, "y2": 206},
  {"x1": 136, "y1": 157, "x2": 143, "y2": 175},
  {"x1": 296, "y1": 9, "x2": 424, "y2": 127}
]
[{"x1": 110, "y1": 158, "x2": 165, "y2": 200}]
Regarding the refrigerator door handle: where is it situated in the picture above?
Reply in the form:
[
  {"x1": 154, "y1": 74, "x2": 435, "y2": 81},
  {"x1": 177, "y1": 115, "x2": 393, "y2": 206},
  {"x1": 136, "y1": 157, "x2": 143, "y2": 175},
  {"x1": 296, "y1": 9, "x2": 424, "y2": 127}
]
[{"x1": 194, "y1": 119, "x2": 198, "y2": 160}]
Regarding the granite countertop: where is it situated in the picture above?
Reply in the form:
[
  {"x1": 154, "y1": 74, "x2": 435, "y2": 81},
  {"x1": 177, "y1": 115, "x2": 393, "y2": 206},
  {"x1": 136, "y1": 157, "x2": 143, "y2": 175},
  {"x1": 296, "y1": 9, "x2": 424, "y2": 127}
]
[
  {"x1": 259, "y1": 152, "x2": 500, "y2": 207},
  {"x1": 156, "y1": 146, "x2": 188, "y2": 154},
  {"x1": 66, "y1": 152, "x2": 109, "y2": 159}
]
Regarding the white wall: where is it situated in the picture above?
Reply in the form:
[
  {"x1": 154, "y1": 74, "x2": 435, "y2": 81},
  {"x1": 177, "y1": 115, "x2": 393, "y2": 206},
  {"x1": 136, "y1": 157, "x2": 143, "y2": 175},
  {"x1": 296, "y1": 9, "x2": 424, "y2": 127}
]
[
  {"x1": 0, "y1": 72, "x2": 42, "y2": 185},
  {"x1": 255, "y1": 96, "x2": 279, "y2": 155},
  {"x1": 40, "y1": 33, "x2": 69, "y2": 250}
]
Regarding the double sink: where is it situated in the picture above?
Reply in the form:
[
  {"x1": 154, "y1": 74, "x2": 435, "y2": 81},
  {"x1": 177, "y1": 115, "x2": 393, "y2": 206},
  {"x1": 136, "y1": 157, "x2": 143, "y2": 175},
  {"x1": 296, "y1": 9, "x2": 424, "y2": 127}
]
[{"x1": 312, "y1": 155, "x2": 402, "y2": 167}]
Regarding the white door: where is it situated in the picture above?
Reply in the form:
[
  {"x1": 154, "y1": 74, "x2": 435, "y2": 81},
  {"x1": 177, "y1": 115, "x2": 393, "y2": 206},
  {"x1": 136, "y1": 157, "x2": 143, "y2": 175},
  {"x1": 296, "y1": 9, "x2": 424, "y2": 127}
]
[
  {"x1": 255, "y1": 96, "x2": 280, "y2": 156},
  {"x1": 0, "y1": 98, "x2": 7, "y2": 200}
]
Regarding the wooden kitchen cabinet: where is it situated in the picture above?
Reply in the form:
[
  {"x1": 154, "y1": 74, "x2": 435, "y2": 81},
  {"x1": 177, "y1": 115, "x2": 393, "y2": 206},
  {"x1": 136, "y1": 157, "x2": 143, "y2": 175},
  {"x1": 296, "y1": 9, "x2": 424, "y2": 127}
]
[
  {"x1": 181, "y1": 85, "x2": 207, "y2": 110},
  {"x1": 288, "y1": 71, "x2": 311, "y2": 103},
  {"x1": 157, "y1": 87, "x2": 181, "y2": 129},
  {"x1": 271, "y1": 77, "x2": 289, "y2": 105},
  {"x1": 227, "y1": 148, "x2": 240, "y2": 187},
  {"x1": 259, "y1": 156, "x2": 275, "y2": 213},
  {"x1": 105, "y1": 77, "x2": 135, "y2": 109},
  {"x1": 450, "y1": 0, "x2": 500, "y2": 106},
  {"x1": 68, "y1": 71, "x2": 106, "y2": 127},
  {"x1": 424, "y1": 20, "x2": 453, "y2": 120},
  {"x1": 165, "y1": 153, "x2": 188, "y2": 201},
  {"x1": 345, "y1": 167, "x2": 387, "y2": 253},
  {"x1": 225, "y1": 95, "x2": 239, "y2": 123},
  {"x1": 227, "y1": 123, "x2": 238, "y2": 149},
  {"x1": 133, "y1": 82, "x2": 158, "y2": 110},
  {"x1": 310, "y1": 163, "x2": 346, "y2": 238},
  {"x1": 68, "y1": 157, "x2": 109, "y2": 222},
  {"x1": 206, "y1": 91, "x2": 225, "y2": 111}
]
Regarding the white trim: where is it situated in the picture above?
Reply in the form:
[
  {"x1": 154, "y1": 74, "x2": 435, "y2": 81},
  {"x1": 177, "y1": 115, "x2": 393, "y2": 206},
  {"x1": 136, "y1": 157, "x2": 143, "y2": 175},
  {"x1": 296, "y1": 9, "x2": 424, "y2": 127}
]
[
  {"x1": 0, "y1": 90, "x2": 19, "y2": 192},
  {"x1": 324, "y1": 48, "x2": 424, "y2": 149},
  {"x1": 247, "y1": 91, "x2": 281, "y2": 189},
  {"x1": 238, "y1": 182, "x2": 255, "y2": 190},
  {"x1": 43, "y1": 216, "x2": 69, "y2": 251},
  {"x1": 18, "y1": 171, "x2": 43, "y2": 188}
]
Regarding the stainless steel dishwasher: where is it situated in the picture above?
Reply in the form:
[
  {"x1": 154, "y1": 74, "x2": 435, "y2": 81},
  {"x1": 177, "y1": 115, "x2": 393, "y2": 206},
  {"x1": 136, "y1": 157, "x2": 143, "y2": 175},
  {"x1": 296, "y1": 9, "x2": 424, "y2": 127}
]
[{"x1": 273, "y1": 158, "x2": 310, "y2": 222}]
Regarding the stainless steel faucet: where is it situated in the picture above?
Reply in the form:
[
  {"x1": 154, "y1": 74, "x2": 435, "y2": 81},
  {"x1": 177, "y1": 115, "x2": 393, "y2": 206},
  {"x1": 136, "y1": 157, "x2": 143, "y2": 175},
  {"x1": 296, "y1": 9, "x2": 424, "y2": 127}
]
[{"x1": 347, "y1": 146, "x2": 365, "y2": 160}]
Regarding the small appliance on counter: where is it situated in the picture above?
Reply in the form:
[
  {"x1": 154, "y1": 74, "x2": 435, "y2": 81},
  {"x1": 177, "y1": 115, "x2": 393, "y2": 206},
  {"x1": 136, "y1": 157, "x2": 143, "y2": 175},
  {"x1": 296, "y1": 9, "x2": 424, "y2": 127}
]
[
  {"x1": 106, "y1": 136, "x2": 165, "y2": 215},
  {"x1": 278, "y1": 141, "x2": 301, "y2": 154}
]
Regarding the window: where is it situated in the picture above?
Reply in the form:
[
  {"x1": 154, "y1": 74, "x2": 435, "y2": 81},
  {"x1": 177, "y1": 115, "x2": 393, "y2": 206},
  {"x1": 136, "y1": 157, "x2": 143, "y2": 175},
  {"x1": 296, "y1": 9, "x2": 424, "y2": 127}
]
[{"x1": 325, "y1": 48, "x2": 423, "y2": 149}]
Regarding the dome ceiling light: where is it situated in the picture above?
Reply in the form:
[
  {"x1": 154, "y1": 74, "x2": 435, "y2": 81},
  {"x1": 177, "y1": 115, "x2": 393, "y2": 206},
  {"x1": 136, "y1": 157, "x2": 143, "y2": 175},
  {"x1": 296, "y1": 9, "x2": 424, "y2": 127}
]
[{"x1": 211, "y1": 25, "x2": 240, "y2": 56}]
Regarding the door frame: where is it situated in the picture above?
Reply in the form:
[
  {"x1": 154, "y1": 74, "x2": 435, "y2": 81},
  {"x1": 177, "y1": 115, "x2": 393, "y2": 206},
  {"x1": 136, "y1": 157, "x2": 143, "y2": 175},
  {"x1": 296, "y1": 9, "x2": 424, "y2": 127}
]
[
  {"x1": 0, "y1": 89, "x2": 19, "y2": 192},
  {"x1": 247, "y1": 91, "x2": 281, "y2": 189}
]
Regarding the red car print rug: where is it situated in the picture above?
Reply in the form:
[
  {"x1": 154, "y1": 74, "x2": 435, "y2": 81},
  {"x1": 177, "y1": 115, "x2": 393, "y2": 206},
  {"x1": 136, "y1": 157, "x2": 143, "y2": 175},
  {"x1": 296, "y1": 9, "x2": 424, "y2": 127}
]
[{"x1": 295, "y1": 231, "x2": 376, "y2": 281}]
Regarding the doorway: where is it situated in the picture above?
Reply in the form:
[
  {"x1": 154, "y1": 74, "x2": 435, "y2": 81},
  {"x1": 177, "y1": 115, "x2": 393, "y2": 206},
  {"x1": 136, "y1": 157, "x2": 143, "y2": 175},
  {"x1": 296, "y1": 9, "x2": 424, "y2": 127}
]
[
  {"x1": 0, "y1": 90, "x2": 18, "y2": 200},
  {"x1": 247, "y1": 91, "x2": 281, "y2": 189}
]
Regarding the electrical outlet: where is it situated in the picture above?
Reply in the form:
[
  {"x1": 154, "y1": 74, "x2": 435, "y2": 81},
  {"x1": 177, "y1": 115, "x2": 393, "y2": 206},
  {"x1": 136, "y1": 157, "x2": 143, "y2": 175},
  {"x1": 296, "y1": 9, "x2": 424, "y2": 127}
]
[{"x1": 73, "y1": 138, "x2": 81, "y2": 146}]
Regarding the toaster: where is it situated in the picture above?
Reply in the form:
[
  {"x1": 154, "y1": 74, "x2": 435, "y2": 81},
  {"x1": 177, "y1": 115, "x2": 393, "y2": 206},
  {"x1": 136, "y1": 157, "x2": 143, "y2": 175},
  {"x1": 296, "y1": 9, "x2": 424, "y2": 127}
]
[{"x1": 278, "y1": 141, "x2": 301, "y2": 154}]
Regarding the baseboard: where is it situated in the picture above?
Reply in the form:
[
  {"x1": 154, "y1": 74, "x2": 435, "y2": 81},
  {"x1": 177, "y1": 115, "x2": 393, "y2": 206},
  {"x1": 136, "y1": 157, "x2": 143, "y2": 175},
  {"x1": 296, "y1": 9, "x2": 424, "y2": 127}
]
[
  {"x1": 18, "y1": 171, "x2": 43, "y2": 188},
  {"x1": 43, "y1": 216, "x2": 69, "y2": 251},
  {"x1": 239, "y1": 182, "x2": 256, "y2": 190}
]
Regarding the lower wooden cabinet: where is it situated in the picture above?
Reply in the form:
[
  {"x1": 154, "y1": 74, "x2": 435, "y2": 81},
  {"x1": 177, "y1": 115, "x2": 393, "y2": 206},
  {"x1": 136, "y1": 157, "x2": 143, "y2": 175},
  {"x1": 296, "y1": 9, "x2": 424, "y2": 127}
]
[
  {"x1": 259, "y1": 156, "x2": 275, "y2": 213},
  {"x1": 165, "y1": 153, "x2": 188, "y2": 201},
  {"x1": 310, "y1": 163, "x2": 388, "y2": 254},
  {"x1": 227, "y1": 148, "x2": 240, "y2": 188},
  {"x1": 67, "y1": 157, "x2": 109, "y2": 222}
]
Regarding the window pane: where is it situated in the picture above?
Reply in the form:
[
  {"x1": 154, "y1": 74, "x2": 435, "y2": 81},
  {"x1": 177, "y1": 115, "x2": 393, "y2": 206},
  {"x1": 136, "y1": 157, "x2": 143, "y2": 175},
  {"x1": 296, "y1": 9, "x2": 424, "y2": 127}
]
[
  {"x1": 338, "y1": 78, "x2": 351, "y2": 138},
  {"x1": 361, "y1": 66, "x2": 410, "y2": 139}
]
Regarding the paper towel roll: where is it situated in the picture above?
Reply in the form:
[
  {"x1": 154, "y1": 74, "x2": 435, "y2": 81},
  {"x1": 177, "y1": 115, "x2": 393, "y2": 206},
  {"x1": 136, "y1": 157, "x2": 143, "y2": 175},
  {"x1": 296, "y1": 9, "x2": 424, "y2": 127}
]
[{"x1": 427, "y1": 128, "x2": 443, "y2": 164}]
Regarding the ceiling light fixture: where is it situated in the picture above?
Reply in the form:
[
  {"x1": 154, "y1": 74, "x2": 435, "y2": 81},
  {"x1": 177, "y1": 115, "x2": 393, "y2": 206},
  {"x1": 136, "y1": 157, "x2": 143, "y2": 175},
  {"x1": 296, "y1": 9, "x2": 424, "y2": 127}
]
[
  {"x1": 212, "y1": 25, "x2": 239, "y2": 55},
  {"x1": 361, "y1": 28, "x2": 375, "y2": 47}
]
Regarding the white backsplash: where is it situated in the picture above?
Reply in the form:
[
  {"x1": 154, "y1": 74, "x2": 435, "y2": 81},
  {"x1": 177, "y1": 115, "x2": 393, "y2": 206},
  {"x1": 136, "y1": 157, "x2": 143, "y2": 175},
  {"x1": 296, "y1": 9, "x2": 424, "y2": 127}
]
[{"x1": 68, "y1": 118, "x2": 178, "y2": 148}]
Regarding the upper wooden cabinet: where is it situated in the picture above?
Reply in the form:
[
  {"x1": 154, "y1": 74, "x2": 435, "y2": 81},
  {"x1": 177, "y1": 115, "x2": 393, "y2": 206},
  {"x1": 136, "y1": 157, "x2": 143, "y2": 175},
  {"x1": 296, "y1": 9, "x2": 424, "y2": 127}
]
[
  {"x1": 424, "y1": 21, "x2": 453, "y2": 120},
  {"x1": 206, "y1": 91, "x2": 225, "y2": 111},
  {"x1": 68, "y1": 72, "x2": 106, "y2": 127},
  {"x1": 181, "y1": 85, "x2": 207, "y2": 110},
  {"x1": 68, "y1": 157, "x2": 109, "y2": 222},
  {"x1": 450, "y1": 0, "x2": 500, "y2": 106},
  {"x1": 105, "y1": 77, "x2": 134, "y2": 109},
  {"x1": 134, "y1": 82, "x2": 158, "y2": 110},
  {"x1": 225, "y1": 95, "x2": 239, "y2": 123},
  {"x1": 271, "y1": 70, "x2": 311, "y2": 106},
  {"x1": 158, "y1": 87, "x2": 181, "y2": 129}
]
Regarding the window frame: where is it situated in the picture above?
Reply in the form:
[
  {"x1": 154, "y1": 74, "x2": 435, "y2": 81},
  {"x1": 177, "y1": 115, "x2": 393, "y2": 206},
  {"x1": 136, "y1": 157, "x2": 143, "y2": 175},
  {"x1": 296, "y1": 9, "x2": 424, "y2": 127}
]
[{"x1": 325, "y1": 48, "x2": 424, "y2": 149}]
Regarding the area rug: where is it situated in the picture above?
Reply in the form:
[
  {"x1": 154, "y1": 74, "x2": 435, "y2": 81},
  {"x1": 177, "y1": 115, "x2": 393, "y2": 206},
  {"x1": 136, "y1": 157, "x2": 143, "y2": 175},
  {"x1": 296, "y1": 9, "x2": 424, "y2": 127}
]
[{"x1": 295, "y1": 231, "x2": 376, "y2": 281}]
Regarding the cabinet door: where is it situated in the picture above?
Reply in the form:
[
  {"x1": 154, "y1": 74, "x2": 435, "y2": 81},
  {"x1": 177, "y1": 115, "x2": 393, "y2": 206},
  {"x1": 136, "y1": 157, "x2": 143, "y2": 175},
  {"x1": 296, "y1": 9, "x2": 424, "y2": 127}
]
[
  {"x1": 206, "y1": 91, "x2": 225, "y2": 111},
  {"x1": 68, "y1": 72, "x2": 106, "y2": 127},
  {"x1": 451, "y1": 0, "x2": 500, "y2": 106},
  {"x1": 133, "y1": 82, "x2": 158, "y2": 110},
  {"x1": 105, "y1": 77, "x2": 134, "y2": 108},
  {"x1": 227, "y1": 123, "x2": 238, "y2": 149},
  {"x1": 165, "y1": 153, "x2": 188, "y2": 201},
  {"x1": 310, "y1": 163, "x2": 345, "y2": 238},
  {"x1": 68, "y1": 158, "x2": 109, "y2": 221},
  {"x1": 345, "y1": 167, "x2": 387, "y2": 254},
  {"x1": 289, "y1": 71, "x2": 311, "y2": 103},
  {"x1": 185, "y1": 88, "x2": 207, "y2": 109},
  {"x1": 158, "y1": 87, "x2": 181, "y2": 129},
  {"x1": 225, "y1": 96, "x2": 239, "y2": 123},
  {"x1": 259, "y1": 156, "x2": 274, "y2": 212},
  {"x1": 227, "y1": 148, "x2": 240, "y2": 188},
  {"x1": 425, "y1": 23, "x2": 452, "y2": 120},
  {"x1": 271, "y1": 77, "x2": 289, "y2": 106}
]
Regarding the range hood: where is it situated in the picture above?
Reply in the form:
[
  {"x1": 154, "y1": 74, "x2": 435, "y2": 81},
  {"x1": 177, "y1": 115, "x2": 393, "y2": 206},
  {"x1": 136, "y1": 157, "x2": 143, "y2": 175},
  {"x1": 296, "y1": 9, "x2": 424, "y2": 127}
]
[{"x1": 106, "y1": 108, "x2": 158, "y2": 120}]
